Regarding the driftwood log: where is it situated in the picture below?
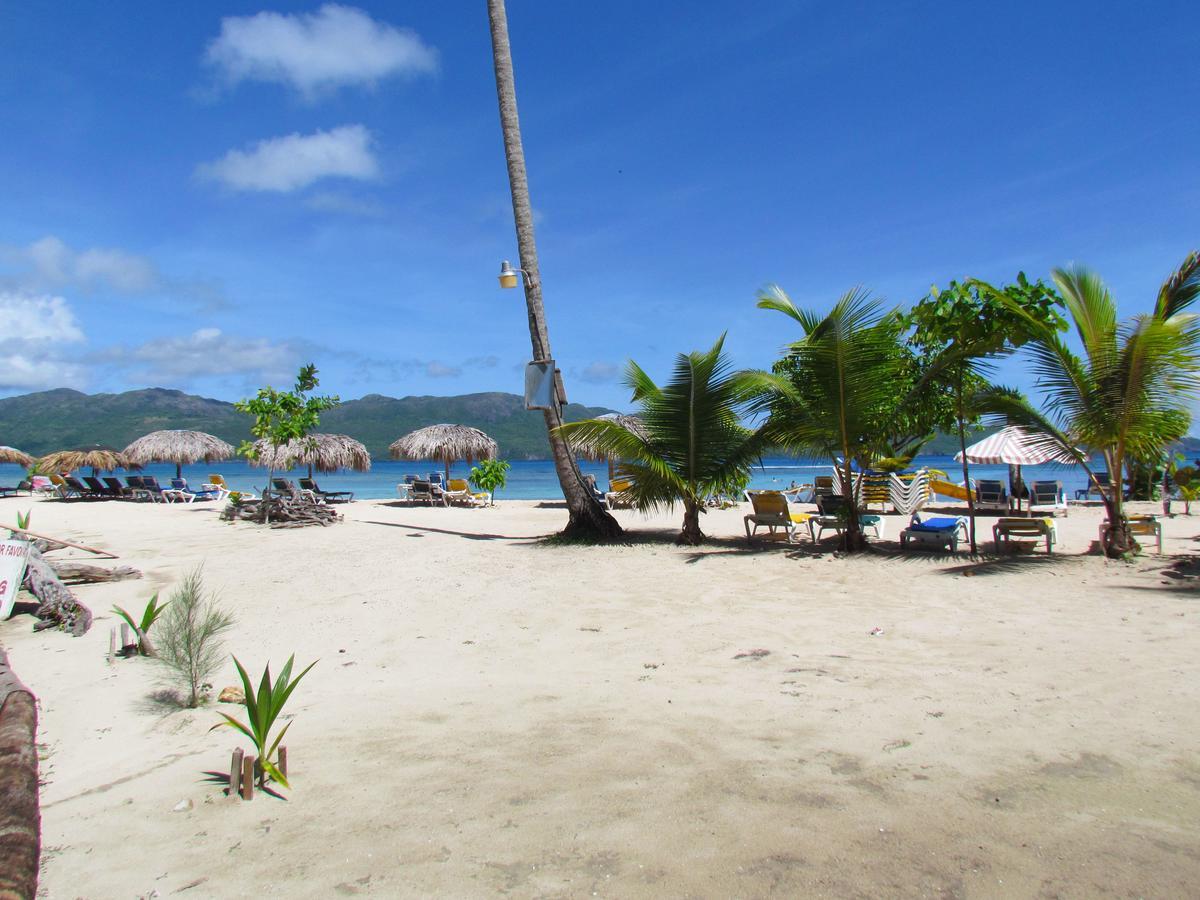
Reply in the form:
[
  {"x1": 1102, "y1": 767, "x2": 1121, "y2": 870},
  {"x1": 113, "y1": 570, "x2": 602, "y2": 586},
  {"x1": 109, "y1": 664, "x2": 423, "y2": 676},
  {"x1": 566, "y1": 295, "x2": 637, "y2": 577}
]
[
  {"x1": 23, "y1": 545, "x2": 92, "y2": 635},
  {"x1": 48, "y1": 562, "x2": 141, "y2": 585},
  {"x1": 0, "y1": 649, "x2": 39, "y2": 900},
  {"x1": 221, "y1": 495, "x2": 341, "y2": 529}
]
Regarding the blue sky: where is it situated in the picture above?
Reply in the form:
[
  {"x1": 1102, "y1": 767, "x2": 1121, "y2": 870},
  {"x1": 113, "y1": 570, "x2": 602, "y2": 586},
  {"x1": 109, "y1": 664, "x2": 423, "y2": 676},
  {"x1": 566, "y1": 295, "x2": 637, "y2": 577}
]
[{"x1": 0, "y1": 1, "x2": 1196, "y2": 412}]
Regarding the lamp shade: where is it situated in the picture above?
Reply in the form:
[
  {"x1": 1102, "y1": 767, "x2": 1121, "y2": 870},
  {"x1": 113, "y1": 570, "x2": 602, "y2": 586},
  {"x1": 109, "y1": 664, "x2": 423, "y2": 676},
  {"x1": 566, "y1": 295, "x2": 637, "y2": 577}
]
[{"x1": 498, "y1": 260, "x2": 519, "y2": 289}]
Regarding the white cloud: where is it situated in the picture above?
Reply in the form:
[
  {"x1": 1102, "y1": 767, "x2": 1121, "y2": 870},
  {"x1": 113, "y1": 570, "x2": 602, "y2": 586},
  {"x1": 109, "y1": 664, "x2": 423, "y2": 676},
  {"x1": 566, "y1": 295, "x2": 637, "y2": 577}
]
[
  {"x1": 0, "y1": 291, "x2": 85, "y2": 343},
  {"x1": 0, "y1": 236, "x2": 226, "y2": 309},
  {"x1": 102, "y1": 328, "x2": 307, "y2": 385},
  {"x1": 305, "y1": 190, "x2": 385, "y2": 217},
  {"x1": 425, "y1": 361, "x2": 461, "y2": 378},
  {"x1": 198, "y1": 125, "x2": 378, "y2": 193},
  {"x1": 0, "y1": 291, "x2": 87, "y2": 390},
  {"x1": 579, "y1": 361, "x2": 621, "y2": 384},
  {"x1": 205, "y1": 4, "x2": 437, "y2": 97}
]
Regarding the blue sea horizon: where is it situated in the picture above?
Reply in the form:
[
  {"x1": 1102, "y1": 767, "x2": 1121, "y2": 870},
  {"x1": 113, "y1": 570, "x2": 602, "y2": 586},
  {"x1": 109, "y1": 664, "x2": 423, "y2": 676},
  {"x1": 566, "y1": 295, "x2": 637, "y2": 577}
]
[{"x1": 1, "y1": 454, "x2": 1107, "y2": 502}]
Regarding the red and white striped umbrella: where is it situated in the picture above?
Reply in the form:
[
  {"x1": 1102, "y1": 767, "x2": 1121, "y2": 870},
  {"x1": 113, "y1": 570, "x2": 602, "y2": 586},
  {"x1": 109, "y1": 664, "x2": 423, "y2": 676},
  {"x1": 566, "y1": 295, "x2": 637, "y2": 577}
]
[{"x1": 956, "y1": 426, "x2": 1080, "y2": 465}]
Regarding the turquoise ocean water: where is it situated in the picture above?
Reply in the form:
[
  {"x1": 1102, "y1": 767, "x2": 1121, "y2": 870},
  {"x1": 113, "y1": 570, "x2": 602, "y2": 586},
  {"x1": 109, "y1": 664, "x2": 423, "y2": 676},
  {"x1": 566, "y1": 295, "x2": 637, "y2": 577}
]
[{"x1": 0, "y1": 455, "x2": 1103, "y2": 501}]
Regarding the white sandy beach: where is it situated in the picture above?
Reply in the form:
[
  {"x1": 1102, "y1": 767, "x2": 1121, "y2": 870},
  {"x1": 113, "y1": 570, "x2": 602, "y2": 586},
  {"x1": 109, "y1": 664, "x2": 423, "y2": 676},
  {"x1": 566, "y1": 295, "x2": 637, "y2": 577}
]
[{"x1": 3, "y1": 497, "x2": 1199, "y2": 898}]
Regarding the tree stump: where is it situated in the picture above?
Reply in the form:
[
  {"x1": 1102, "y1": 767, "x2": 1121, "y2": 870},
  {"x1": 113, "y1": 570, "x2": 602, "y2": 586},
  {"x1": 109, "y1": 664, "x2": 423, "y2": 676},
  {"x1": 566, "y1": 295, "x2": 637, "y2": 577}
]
[
  {"x1": 0, "y1": 649, "x2": 39, "y2": 899},
  {"x1": 23, "y1": 546, "x2": 92, "y2": 635}
]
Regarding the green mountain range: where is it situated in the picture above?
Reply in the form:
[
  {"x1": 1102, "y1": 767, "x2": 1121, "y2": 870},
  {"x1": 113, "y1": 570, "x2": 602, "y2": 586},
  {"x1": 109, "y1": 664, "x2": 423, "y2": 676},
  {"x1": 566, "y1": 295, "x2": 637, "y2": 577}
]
[
  {"x1": 3, "y1": 387, "x2": 1198, "y2": 462},
  {"x1": 0, "y1": 388, "x2": 616, "y2": 460}
]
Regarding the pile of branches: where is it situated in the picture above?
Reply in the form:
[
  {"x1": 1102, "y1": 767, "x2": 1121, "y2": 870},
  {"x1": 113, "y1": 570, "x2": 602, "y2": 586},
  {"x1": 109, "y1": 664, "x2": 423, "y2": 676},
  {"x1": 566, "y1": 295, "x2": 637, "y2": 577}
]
[{"x1": 222, "y1": 495, "x2": 341, "y2": 529}]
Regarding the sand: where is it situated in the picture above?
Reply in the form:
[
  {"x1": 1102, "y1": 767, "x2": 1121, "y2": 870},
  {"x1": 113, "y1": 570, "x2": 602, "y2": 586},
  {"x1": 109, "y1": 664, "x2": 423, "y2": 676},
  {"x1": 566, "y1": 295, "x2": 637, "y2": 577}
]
[{"x1": 2, "y1": 496, "x2": 1198, "y2": 898}]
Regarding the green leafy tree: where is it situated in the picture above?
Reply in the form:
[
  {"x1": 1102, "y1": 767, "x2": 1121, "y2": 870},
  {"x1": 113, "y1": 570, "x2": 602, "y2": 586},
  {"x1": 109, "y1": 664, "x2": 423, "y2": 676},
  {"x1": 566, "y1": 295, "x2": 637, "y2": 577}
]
[
  {"x1": 235, "y1": 365, "x2": 339, "y2": 520},
  {"x1": 469, "y1": 458, "x2": 511, "y2": 505},
  {"x1": 557, "y1": 335, "x2": 766, "y2": 545},
  {"x1": 905, "y1": 274, "x2": 1065, "y2": 551},
  {"x1": 974, "y1": 252, "x2": 1200, "y2": 556}
]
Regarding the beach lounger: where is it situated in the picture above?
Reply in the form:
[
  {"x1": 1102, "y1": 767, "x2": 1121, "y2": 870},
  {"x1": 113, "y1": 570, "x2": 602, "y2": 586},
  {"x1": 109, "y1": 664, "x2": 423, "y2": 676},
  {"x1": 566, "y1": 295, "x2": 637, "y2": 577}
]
[
  {"x1": 1028, "y1": 480, "x2": 1068, "y2": 516},
  {"x1": 809, "y1": 513, "x2": 884, "y2": 542},
  {"x1": 0, "y1": 484, "x2": 22, "y2": 498},
  {"x1": 272, "y1": 478, "x2": 319, "y2": 503},
  {"x1": 30, "y1": 476, "x2": 55, "y2": 497},
  {"x1": 408, "y1": 480, "x2": 443, "y2": 506},
  {"x1": 993, "y1": 517, "x2": 1056, "y2": 553},
  {"x1": 744, "y1": 491, "x2": 813, "y2": 544},
  {"x1": 207, "y1": 474, "x2": 252, "y2": 501},
  {"x1": 974, "y1": 479, "x2": 1010, "y2": 513},
  {"x1": 900, "y1": 514, "x2": 967, "y2": 552},
  {"x1": 605, "y1": 479, "x2": 634, "y2": 510},
  {"x1": 299, "y1": 477, "x2": 353, "y2": 504},
  {"x1": 84, "y1": 475, "x2": 122, "y2": 498},
  {"x1": 1099, "y1": 515, "x2": 1162, "y2": 554},
  {"x1": 442, "y1": 478, "x2": 486, "y2": 507},
  {"x1": 1075, "y1": 472, "x2": 1112, "y2": 501},
  {"x1": 138, "y1": 475, "x2": 169, "y2": 503},
  {"x1": 103, "y1": 476, "x2": 134, "y2": 499},
  {"x1": 64, "y1": 475, "x2": 107, "y2": 500}
]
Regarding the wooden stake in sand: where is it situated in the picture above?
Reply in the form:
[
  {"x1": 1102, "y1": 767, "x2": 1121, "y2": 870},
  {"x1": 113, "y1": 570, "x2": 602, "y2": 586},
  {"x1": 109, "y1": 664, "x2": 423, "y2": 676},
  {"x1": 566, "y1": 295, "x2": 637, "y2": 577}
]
[
  {"x1": 241, "y1": 755, "x2": 255, "y2": 801},
  {"x1": 278, "y1": 746, "x2": 288, "y2": 779},
  {"x1": 229, "y1": 748, "x2": 244, "y2": 799}
]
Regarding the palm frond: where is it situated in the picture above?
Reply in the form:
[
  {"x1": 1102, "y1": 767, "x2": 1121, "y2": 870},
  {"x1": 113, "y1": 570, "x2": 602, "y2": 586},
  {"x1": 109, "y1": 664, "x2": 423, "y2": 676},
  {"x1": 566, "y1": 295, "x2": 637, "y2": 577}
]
[{"x1": 1155, "y1": 250, "x2": 1200, "y2": 320}]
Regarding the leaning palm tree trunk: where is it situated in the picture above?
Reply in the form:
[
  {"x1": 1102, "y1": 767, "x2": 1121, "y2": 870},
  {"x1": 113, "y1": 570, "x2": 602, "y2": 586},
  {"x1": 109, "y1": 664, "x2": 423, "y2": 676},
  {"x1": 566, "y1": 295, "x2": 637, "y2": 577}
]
[{"x1": 487, "y1": 0, "x2": 621, "y2": 540}]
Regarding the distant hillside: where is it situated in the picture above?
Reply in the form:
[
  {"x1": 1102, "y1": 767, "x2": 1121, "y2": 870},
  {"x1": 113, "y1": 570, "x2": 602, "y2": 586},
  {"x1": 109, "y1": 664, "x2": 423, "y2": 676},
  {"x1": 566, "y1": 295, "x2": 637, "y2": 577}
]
[
  {"x1": 0, "y1": 388, "x2": 616, "y2": 460},
  {"x1": 4, "y1": 387, "x2": 1198, "y2": 462}
]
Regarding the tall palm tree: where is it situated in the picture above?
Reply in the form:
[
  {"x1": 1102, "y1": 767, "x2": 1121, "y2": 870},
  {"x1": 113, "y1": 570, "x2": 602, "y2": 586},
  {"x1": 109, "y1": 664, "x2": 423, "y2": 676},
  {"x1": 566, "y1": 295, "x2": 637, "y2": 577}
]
[
  {"x1": 486, "y1": 0, "x2": 621, "y2": 540},
  {"x1": 753, "y1": 286, "x2": 910, "y2": 551},
  {"x1": 557, "y1": 336, "x2": 765, "y2": 545},
  {"x1": 975, "y1": 251, "x2": 1200, "y2": 557}
]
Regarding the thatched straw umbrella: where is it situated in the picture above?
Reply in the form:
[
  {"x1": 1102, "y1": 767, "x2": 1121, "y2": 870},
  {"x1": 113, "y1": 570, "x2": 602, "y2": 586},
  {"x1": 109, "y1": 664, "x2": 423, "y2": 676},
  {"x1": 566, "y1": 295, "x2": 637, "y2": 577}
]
[
  {"x1": 250, "y1": 433, "x2": 372, "y2": 478},
  {"x1": 569, "y1": 413, "x2": 647, "y2": 481},
  {"x1": 389, "y1": 424, "x2": 498, "y2": 482},
  {"x1": 0, "y1": 446, "x2": 34, "y2": 468},
  {"x1": 123, "y1": 430, "x2": 235, "y2": 480},
  {"x1": 40, "y1": 445, "x2": 131, "y2": 477}
]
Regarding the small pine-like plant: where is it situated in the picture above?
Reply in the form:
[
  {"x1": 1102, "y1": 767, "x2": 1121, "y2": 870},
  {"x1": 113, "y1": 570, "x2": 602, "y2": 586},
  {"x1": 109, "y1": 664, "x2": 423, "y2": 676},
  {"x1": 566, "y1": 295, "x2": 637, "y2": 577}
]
[
  {"x1": 112, "y1": 592, "x2": 169, "y2": 656},
  {"x1": 212, "y1": 654, "x2": 316, "y2": 788},
  {"x1": 155, "y1": 568, "x2": 235, "y2": 707}
]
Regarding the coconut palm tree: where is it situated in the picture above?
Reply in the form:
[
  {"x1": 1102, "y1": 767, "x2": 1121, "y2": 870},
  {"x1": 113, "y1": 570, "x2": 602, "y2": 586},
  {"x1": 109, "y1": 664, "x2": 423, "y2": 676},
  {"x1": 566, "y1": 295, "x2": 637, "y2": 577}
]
[
  {"x1": 486, "y1": 0, "x2": 621, "y2": 541},
  {"x1": 753, "y1": 286, "x2": 911, "y2": 551},
  {"x1": 556, "y1": 336, "x2": 765, "y2": 545},
  {"x1": 974, "y1": 251, "x2": 1200, "y2": 556}
]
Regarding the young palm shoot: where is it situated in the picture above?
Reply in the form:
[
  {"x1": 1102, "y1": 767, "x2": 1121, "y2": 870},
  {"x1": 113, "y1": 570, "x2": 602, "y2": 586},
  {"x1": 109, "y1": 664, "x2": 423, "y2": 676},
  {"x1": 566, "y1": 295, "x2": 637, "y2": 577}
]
[
  {"x1": 112, "y1": 592, "x2": 169, "y2": 656},
  {"x1": 212, "y1": 654, "x2": 317, "y2": 789}
]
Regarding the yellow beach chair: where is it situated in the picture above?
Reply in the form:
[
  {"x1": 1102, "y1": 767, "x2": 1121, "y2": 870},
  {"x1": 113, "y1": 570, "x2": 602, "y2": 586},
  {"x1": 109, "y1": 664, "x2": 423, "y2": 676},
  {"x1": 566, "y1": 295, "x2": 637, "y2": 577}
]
[
  {"x1": 744, "y1": 491, "x2": 813, "y2": 544},
  {"x1": 993, "y1": 517, "x2": 1056, "y2": 553},
  {"x1": 1099, "y1": 515, "x2": 1161, "y2": 553},
  {"x1": 605, "y1": 479, "x2": 634, "y2": 509},
  {"x1": 445, "y1": 478, "x2": 488, "y2": 507}
]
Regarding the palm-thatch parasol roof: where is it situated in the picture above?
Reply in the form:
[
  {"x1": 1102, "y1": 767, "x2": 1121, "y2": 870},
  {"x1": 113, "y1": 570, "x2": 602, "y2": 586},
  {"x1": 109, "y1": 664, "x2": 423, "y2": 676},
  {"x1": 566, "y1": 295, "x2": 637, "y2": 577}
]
[
  {"x1": 0, "y1": 446, "x2": 34, "y2": 467},
  {"x1": 569, "y1": 413, "x2": 648, "y2": 480},
  {"x1": 250, "y1": 433, "x2": 372, "y2": 478},
  {"x1": 123, "y1": 430, "x2": 236, "y2": 479},
  {"x1": 40, "y1": 445, "x2": 132, "y2": 475},
  {"x1": 389, "y1": 424, "x2": 498, "y2": 480}
]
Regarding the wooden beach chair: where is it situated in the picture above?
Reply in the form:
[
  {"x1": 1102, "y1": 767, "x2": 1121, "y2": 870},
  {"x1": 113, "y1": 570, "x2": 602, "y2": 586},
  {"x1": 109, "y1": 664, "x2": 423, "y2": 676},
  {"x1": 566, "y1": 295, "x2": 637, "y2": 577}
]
[
  {"x1": 993, "y1": 517, "x2": 1056, "y2": 553},
  {"x1": 743, "y1": 491, "x2": 813, "y2": 544}
]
